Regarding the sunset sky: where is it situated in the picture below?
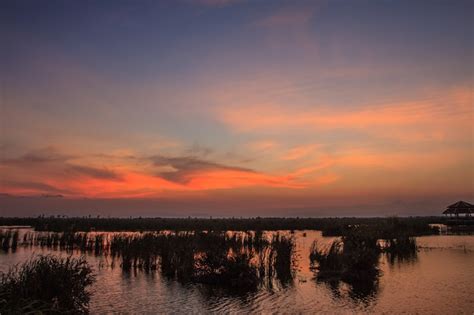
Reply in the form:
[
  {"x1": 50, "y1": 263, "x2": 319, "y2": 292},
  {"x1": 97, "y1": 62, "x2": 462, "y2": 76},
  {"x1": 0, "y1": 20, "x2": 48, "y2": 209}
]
[{"x1": 1, "y1": 0, "x2": 473, "y2": 217}]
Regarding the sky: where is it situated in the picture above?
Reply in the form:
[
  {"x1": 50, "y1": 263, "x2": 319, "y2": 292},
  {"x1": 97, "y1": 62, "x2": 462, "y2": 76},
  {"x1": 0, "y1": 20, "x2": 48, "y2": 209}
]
[{"x1": 0, "y1": 0, "x2": 473, "y2": 217}]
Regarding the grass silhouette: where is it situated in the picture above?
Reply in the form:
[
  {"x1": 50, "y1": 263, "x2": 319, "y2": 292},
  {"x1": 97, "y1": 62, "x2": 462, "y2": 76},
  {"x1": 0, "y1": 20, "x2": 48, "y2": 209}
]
[{"x1": 0, "y1": 255, "x2": 95, "y2": 314}]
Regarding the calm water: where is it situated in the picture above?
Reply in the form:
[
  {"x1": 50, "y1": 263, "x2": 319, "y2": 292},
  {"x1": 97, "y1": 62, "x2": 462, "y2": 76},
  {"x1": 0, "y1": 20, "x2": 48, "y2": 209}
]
[{"x1": 1, "y1": 230, "x2": 473, "y2": 314}]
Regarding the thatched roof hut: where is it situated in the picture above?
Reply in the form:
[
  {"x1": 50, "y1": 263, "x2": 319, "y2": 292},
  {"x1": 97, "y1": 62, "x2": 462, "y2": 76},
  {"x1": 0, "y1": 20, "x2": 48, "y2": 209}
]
[{"x1": 443, "y1": 201, "x2": 474, "y2": 216}]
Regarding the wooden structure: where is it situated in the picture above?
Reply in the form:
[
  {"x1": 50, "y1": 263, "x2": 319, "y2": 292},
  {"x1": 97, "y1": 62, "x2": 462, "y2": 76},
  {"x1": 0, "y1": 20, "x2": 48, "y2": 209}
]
[{"x1": 443, "y1": 201, "x2": 474, "y2": 217}]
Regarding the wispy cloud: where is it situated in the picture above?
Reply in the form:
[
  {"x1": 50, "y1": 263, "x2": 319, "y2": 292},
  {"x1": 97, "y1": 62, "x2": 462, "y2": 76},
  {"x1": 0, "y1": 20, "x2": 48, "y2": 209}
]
[
  {"x1": 0, "y1": 148, "x2": 123, "y2": 197},
  {"x1": 0, "y1": 181, "x2": 72, "y2": 196},
  {"x1": 247, "y1": 140, "x2": 279, "y2": 152},
  {"x1": 66, "y1": 165, "x2": 121, "y2": 181},
  {"x1": 150, "y1": 155, "x2": 254, "y2": 184},
  {"x1": 215, "y1": 86, "x2": 473, "y2": 143},
  {"x1": 282, "y1": 144, "x2": 319, "y2": 161}
]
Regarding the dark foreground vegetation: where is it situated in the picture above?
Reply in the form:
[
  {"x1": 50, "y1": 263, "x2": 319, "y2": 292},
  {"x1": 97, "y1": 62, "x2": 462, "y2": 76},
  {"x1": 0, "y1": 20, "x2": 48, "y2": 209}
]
[
  {"x1": 0, "y1": 216, "x2": 443, "y2": 236},
  {"x1": 0, "y1": 216, "x2": 440, "y2": 308},
  {"x1": 310, "y1": 225, "x2": 418, "y2": 300},
  {"x1": 3, "y1": 229, "x2": 296, "y2": 290},
  {"x1": 0, "y1": 229, "x2": 19, "y2": 252},
  {"x1": 0, "y1": 255, "x2": 95, "y2": 314}
]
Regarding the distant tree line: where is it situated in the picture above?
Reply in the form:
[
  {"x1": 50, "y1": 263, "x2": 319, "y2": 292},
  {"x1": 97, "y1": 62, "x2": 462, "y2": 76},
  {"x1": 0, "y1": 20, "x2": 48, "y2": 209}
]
[{"x1": 0, "y1": 216, "x2": 444, "y2": 236}]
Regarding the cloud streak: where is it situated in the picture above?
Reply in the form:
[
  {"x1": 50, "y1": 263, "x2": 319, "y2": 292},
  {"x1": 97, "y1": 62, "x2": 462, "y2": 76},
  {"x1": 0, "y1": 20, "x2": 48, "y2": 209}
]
[
  {"x1": 0, "y1": 149, "x2": 315, "y2": 198},
  {"x1": 150, "y1": 155, "x2": 255, "y2": 184},
  {"x1": 215, "y1": 86, "x2": 473, "y2": 143}
]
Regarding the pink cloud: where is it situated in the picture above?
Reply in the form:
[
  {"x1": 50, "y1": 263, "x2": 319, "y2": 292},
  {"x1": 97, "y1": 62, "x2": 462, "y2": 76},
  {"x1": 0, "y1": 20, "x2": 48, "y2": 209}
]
[
  {"x1": 282, "y1": 144, "x2": 320, "y2": 160},
  {"x1": 0, "y1": 150, "x2": 316, "y2": 198},
  {"x1": 247, "y1": 140, "x2": 279, "y2": 152},
  {"x1": 215, "y1": 86, "x2": 473, "y2": 143}
]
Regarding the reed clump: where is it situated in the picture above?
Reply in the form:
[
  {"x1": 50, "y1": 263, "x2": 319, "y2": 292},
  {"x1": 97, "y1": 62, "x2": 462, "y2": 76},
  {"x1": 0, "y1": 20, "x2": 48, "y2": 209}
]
[
  {"x1": 310, "y1": 226, "x2": 419, "y2": 299},
  {"x1": 269, "y1": 234, "x2": 295, "y2": 284},
  {"x1": 309, "y1": 240, "x2": 345, "y2": 279},
  {"x1": 193, "y1": 243, "x2": 259, "y2": 289},
  {"x1": 382, "y1": 236, "x2": 418, "y2": 263},
  {"x1": 4, "y1": 228, "x2": 294, "y2": 290},
  {"x1": 106, "y1": 231, "x2": 295, "y2": 288},
  {"x1": 310, "y1": 229, "x2": 381, "y2": 300},
  {"x1": 0, "y1": 230, "x2": 19, "y2": 252},
  {"x1": 21, "y1": 231, "x2": 107, "y2": 254},
  {"x1": 159, "y1": 233, "x2": 196, "y2": 280},
  {"x1": 0, "y1": 255, "x2": 95, "y2": 314},
  {"x1": 310, "y1": 230, "x2": 380, "y2": 282}
]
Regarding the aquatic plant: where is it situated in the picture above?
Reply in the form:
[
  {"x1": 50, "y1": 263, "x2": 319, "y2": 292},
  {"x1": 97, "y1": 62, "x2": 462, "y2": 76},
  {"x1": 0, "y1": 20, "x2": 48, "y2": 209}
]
[
  {"x1": 0, "y1": 255, "x2": 95, "y2": 314},
  {"x1": 341, "y1": 230, "x2": 380, "y2": 280},
  {"x1": 309, "y1": 230, "x2": 380, "y2": 301},
  {"x1": 309, "y1": 240, "x2": 345, "y2": 279},
  {"x1": 270, "y1": 234, "x2": 295, "y2": 284},
  {"x1": 0, "y1": 230, "x2": 19, "y2": 252},
  {"x1": 310, "y1": 225, "x2": 421, "y2": 301},
  {"x1": 310, "y1": 230, "x2": 380, "y2": 281},
  {"x1": 382, "y1": 236, "x2": 418, "y2": 263},
  {"x1": 193, "y1": 247, "x2": 259, "y2": 289},
  {"x1": 105, "y1": 231, "x2": 295, "y2": 289},
  {"x1": 160, "y1": 233, "x2": 195, "y2": 280}
]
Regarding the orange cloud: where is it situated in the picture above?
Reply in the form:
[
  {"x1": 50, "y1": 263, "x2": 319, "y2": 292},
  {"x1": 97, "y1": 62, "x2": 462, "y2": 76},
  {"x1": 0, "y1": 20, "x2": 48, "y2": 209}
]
[
  {"x1": 1, "y1": 168, "x2": 306, "y2": 199},
  {"x1": 282, "y1": 144, "x2": 319, "y2": 160},
  {"x1": 215, "y1": 86, "x2": 473, "y2": 143},
  {"x1": 185, "y1": 169, "x2": 304, "y2": 190},
  {"x1": 0, "y1": 149, "x2": 313, "y2": 198},
  {"x1": 286, "y1": 157, "x2": 334, "y2": 179},
  {"x1": 247, "y1": 140, "x2": 278, "y2": 152}
]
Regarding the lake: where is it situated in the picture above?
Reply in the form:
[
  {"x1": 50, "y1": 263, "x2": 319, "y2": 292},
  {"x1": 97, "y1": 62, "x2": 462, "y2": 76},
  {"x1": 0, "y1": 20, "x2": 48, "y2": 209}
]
[{"x1": 1, "y1": 230, "x2": 473, "y2": 314}]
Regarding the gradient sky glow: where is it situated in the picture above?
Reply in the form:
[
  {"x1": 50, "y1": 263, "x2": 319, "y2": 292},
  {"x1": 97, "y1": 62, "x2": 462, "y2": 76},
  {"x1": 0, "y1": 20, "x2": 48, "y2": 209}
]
[{"x1": 1, "y1": 0, "x2": 473, "y2": 216}]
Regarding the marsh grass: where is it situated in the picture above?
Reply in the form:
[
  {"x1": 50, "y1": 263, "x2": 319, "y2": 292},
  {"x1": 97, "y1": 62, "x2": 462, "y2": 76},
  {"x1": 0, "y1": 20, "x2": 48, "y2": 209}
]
[
  {"x1": 382, "y1": 236, "x2": 418, "y2": 263},
  {"x1": 1, "y1": 220, "x2": 422, "y2": 299},
  {"x1": 105, "y1": 231, "x2": 296, "y2": 288},
  {"x1": 193, "y1": 242, "x2": 259, "y2": 289},
  {"x1": 0, "y1": 230, "x2": 19, "y2": 252},
  {"x1": 0, "y1": 255, "x2": 95, "y2": 314},
  {"x1": 20, "y1": 231, "x2": 108, "y2": 255},
  {"x1": 310, "y1": 226, "x2": 419, "y2": 300},
  {"x1": 310, "y1": 230, "x2": 380, "y2": 282},
  {"x1": 269, "y1": 234, "x2": 295, "y2": 285}
]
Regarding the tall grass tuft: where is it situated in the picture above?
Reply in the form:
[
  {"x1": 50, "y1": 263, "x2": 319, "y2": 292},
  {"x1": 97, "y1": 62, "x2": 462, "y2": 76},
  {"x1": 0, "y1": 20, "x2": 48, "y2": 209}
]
[
  {"x1": 0, "y1": 255, "x2": 95, "y2": 314},
  {"x1": 309, "y1": 229, "x2": 381, "y2": 300},
  {"x1": 0, "y1": 230, "x2": 19, "y2": 252},
  {"x1": 270, "y1": 234, "x2": 295, "y2": 285},
  {"x1": 382, "y1": 236, "x2": 418, "y2": 263},
  {"x1": 309, "y1": 240, "x2": 345, "y2": 279},
  {"x1": 310, "y1": 226, "x2": 419, "y2": 300},
  {"x1": 310, "y1": 230, "x2": 380, "y2": 282}
]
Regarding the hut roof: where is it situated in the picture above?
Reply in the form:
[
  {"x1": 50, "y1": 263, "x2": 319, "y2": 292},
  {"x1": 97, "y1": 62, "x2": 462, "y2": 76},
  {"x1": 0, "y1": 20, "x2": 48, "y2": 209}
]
[{"x1": 443, "y1": 201, "x2": 474, "y2": 214}]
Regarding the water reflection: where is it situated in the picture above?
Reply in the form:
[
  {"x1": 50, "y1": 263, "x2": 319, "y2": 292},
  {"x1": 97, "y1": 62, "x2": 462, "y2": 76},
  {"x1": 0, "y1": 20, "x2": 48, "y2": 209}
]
[{"x1": 318, "y1": 277, "x2": 379, "y2": 305}]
